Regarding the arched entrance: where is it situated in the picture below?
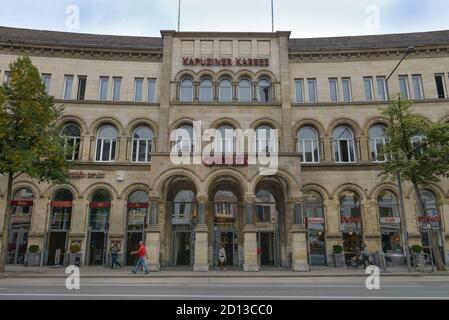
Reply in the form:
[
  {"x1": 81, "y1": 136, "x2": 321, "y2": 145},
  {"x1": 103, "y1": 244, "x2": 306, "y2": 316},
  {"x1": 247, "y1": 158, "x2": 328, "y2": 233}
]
[
  {"x1": 339, "y1": 190, "x2": 363, "y2": 262},
  {"x1": 88, "y1": 189, "x2": 111, "y2": 266},
  {"x1": 209, "y1": 178, "x2": 244, "y2": 268},
  {"x1": 254, "y1": 179, "x2": 286, "y2": 268},
  {"x1": 165, "y1": 176, "x2": 197, "y2": 267},
  {"x1": 304, "y1": 190, "x2": 326, "y2": 266},
  {"x1": 8, "y1": 188, "x2": 35, "y2": 265},
  {"x1": 48, "y1": 188, "x2": 73, "y2": 266},
  {"x1": 126, "y1": 190, "x2": 149, "y2": 266}
]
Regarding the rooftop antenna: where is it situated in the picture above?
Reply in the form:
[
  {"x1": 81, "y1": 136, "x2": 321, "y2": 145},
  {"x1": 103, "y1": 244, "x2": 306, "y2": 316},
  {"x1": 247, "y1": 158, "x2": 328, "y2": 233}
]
[
  {"x1": 271, "y1": 0, "x2": 274, "y2": 32},
  {"x1": 177, "y1": 0, "x2": 181, "y2": 32}
]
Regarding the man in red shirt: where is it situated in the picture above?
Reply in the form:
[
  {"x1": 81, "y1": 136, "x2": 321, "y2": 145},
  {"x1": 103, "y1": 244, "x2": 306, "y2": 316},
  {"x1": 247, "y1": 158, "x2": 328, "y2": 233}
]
[{"x1": 131, "y1": 241, "x2": 149, "y2": 274}]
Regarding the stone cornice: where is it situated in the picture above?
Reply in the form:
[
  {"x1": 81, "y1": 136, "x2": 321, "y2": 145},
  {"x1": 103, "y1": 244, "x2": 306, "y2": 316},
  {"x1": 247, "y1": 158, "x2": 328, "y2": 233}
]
[
  {"x1": 0, "y1": 42, "x2": 163, "y2": 62},
  {"x1": 289, "y1": 46, "x2": 449, "y2": 63}
]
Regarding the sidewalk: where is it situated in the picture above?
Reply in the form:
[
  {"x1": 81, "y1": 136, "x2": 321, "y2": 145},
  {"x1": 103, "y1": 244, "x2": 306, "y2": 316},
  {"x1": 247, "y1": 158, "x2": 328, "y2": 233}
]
[{"x1": 2, "y1": 265, "x2": 448, "y2": 278}]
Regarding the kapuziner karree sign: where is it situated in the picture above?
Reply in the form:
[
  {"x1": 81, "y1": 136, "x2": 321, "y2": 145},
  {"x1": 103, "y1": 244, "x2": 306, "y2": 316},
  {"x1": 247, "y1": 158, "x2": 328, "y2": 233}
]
[{"x1": 182, "y1": 57, "x2": 269, "y2": 67}]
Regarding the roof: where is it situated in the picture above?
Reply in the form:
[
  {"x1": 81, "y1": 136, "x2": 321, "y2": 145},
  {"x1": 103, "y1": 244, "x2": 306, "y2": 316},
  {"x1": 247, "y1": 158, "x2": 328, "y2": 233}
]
[
  {"x1": 288, "y1": 30, "x2": 449, "y2": 52},
  {"x1": 1, "y1": 26, "x2": 449, "y2": 53},
  {"x1": 0, "y1": 26, "x2": 163, "y2": 51}
]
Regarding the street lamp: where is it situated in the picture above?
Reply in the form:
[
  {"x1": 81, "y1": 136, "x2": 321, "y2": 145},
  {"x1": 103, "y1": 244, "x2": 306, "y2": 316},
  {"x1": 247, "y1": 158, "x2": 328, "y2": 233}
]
[{"x1": 385, "y1": 46, "x2": 415, "y2": 272}]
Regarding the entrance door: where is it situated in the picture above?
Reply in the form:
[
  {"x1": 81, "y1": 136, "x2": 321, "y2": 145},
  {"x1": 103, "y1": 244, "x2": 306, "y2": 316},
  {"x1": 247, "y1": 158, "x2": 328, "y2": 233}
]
[
  {"x1": 48, "y1": 232, "x2": 67, "y2": 266},
  {"x1": 259, "y1": 232, "x2": 276, "y2": 266},
  {"x1": 126, "y1": 232, "x2": 143, "y2": 266},
  {"x1": 171, "y1": 231, "x2": 191, "y2": 266},
  {"x1": 89, "y1": 232, "x2": 106, "y2": 265},
  {"x1": 7, "y1": 229, "x2": 29, "y2": 265}
]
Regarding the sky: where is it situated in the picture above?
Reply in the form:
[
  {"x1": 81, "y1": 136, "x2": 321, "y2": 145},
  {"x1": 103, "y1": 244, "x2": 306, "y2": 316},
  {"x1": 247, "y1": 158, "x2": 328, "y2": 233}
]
[{"x1": 1, "y1": 0, "x2": 449, "y2": 38}]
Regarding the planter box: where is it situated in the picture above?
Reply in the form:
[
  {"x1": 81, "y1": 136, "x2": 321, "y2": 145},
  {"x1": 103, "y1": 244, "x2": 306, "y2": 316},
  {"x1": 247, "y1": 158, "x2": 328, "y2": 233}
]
[
  {"x1": 26, "y1": 252, "x2": 42, "y2": 267},
  {"x1": 68, "y1": 253, "x2": 83, "y2": 267},
  {"x1": 334, "y1": 253, "x2": 346, "y2": 268}
]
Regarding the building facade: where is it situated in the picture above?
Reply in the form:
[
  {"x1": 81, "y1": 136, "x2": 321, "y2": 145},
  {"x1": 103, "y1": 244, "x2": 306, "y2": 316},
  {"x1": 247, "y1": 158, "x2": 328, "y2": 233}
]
[{"x1": 1, "y1": 26, "x2": 449, "y2": 270}]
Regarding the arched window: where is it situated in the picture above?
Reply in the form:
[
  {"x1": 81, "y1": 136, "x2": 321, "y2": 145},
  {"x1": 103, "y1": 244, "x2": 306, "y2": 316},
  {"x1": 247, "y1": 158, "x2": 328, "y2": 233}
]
[
  {"x1": 219, "y1": 78, "x2": 232, "y2": 102},
  {"x1": 127, "y1": 190, "x2": 149, "y2": 232},
  {"x1": 411, "y1": 134, "x2": 426, "y2": 158},
  {"x1": 214, "y1": 190, "x2": 238, "y2": 219},
  {"x1": 378, "y1": 190, "x2": 399, "y2": 218},
  {"x1": 255, "y1": 189, "x2": 276, "y2": 223},
  {"x1": 199, "y1": 78, "x2": 213, "y2": 102},
  {"x1": 172, "y1": 190, "x2": 196, "y2": 223},
  {"x1": 132, "y1": 126, "x2": 153, "y2": 163},
  {"x1": 369, "y1": 125, "x2": 387, "y2": 162},
  {"x1": 304, "y1": 190, "x2": 326, "y2": 265},
  {"x1": 180, "y1": 78, "x2": 193, "y2": 102},
  {"x1": 340, "y1": 190, "x2": 362, "y2": 257},
  {"x1": 333, "y1": 126, "x2": 356, "y2": 163},
  {"x1": 304, "y1": 191, "x2": 324, "y2": 220},
  {"x1": 215, "y1": 125, "x2": 235, "y2": 154},
  {"x1": 89, "y1": 189, "x2": 111, "y2": 231},
  {"x1": 62, "y1": 123, "x2": 81, "y2": 161},
  {"x1": 96, "y1": 125, "x2": 118, "y2": 162},
  {"x1": 256, "y1": 125, "x2": 277, "y2": 154},
  {"x1": 378, "y1": 190, "x2": 402, "y2": 252},
  {"x1": 238, "y1": 78, "x2": 252, "y2": 102},
  {"x1": 258, "y1": 79, "x2": 271, "y2": 103},
  {"x1": 418, "y1": 190, "x2": 440, "y2": 228},
  {"x1": 298, "y1": 126, "x2": 320, "y2": 163},
  {"x1": 50, "y1": 188, "x2": 73, "y2": 231},
  {"x1": 175, "y1": 124, "x2": 195, "y2": 154},
  {"x1": 11, "y1": 188, "x2": 34, "y2": 217}
]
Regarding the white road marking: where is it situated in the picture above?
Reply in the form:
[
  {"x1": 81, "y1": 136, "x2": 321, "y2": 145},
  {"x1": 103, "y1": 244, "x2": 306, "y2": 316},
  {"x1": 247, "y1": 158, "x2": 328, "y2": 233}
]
[{"x1": 0, "y1": 293, "x2": 448, "y2": 300}]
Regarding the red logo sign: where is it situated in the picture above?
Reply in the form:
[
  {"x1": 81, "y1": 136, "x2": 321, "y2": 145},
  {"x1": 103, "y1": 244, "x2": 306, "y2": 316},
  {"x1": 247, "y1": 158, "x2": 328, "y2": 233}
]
[
  {"x1": 418, "y1": 215, "x2": 441, "y2": 223},
  {"x1": 341, "y1": 216, "x2": 362, "y2": 224}
]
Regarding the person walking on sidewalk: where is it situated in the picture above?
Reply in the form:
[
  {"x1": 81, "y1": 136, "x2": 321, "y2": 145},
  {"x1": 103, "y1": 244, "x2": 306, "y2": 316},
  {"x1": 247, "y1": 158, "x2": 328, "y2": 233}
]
[
  {"x1": 257, "y1": 246, "x2": 263, "y2": 271},
  {"x1": 110, "y1": 243, "x2": 121, "y2": 269},
  {"x1": 131, "y1": 241, "x2": 149, "y2": 274},
  {"x1": 218, "y1": 243, "x2": 227, "y2": 271}
]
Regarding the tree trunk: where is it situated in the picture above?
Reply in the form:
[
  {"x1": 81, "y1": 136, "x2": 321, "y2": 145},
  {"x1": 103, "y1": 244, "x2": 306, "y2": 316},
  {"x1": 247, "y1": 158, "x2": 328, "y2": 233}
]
[
  {"x1": 0, "y1": 171, "x2": 14, "y2": 273},
  {"x1": 412, "y1": 179, "x2": 446, "y2": 271}
]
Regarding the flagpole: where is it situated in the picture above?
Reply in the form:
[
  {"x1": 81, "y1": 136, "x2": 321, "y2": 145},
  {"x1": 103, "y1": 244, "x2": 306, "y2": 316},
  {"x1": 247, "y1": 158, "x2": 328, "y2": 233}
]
[
  {"x1": 271, "y1": 0, "x2": 274, "y2": 33},
  {"x1": 178, "y1": 0, "x2": 181, "y2": 32}
]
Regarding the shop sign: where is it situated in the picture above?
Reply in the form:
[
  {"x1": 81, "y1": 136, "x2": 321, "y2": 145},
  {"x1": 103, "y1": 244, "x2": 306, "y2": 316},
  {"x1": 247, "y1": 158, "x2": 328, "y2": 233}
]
[
  {"x1": 182, "y1": 57, "x2": 270, "y2": 67},
  {"x1": 307, "y1": 217, "x2": 325, "y2": 224},
  {"x1": 127, "y1": 202, "x2": 149, "y2": 209},
  {"x1": 214, "y1": 216, "x2": 235, "y2": 223},
  {"x1": 89, "y1": 202, "x2": 111, "y2": 208},
  {"x1": 418, "y1": 215, "x2": 441, "y2": 223},
  {"x1": 341, "y1": 216, "x2": 362, "y2": 224},
  {"x1": 11, "y1": 200, "x2": 34, "y2": 207},
  {"x1": 51, "y1": 201, "x2": 73, "y2": 208},
  {"x1": 69, "y1": 171, "x2": 105, "y2": 179},
  {"x1": 380, "y1": 217, "x2": 401, "y2": 224}
]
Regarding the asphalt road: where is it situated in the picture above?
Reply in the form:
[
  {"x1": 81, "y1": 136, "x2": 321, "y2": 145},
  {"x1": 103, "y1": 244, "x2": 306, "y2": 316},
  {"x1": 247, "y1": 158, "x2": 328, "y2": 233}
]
[{"x1": 0, "y1": 276, "x2": 448, "y2": 300}]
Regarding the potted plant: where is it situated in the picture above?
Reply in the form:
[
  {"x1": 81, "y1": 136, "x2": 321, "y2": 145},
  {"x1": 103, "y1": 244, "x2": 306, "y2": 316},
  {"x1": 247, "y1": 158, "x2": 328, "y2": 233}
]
[
  {"x1": 26, "y1": 245, "x2": 42, "y2": 267},
  {"x1": 411, "y1": 244, "x2": 425, "y2": 268},
  {"x1": 333, "y1": 244, "x2": 345, "y2": 268},
  {"x1": 68, "y1": 243, "x2": 83, "y2": 267}
]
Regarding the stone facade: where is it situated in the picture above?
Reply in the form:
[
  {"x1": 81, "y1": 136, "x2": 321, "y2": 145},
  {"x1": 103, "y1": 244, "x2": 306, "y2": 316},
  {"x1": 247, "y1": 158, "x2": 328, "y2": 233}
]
[{"x1": 0, "y1": 27, "x2": 449, "y2": 270}]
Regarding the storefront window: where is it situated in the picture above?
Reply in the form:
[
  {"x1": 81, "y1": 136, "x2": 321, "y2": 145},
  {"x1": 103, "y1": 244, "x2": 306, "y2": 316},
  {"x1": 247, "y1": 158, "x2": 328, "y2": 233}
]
[
  {"x1": 214, "y1": 190, "x2": 238, "y2": 222},
  {"x1": 304, "y1": 191, "x2": 326, "y2": 266},
  {"x1": 126, "y1": 190, "x2": 149, "y2": 266},
  {"x1": 377, "y1": 190, "x2": 402, "y2": 253},
  {"x1": 50, "y1": 188, "x2": 73, "y2": 231},
  {"x1": 339, "y1": 190, "x2": 362, "y2": 260}
]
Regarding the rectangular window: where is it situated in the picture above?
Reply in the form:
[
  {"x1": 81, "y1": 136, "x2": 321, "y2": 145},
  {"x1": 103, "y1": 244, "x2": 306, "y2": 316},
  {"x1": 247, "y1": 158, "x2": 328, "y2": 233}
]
[
  {"x1": 148, "y1": 78, "x2": 157, "y2": 102},
  {"x1": 435, "y1": 74, "x2": 446, "y2": 99},
  {"x1": 412, "y1": 74, "x2": 424, "y2": 100},
  {"x1": 364, "y1": 77, "x2": 374, "y2": 101},
  {"x1": 112, "y1": 77, "x2": 122, "y2": 101},
  {"x1": 307, "y1": 79, "x2": 317, "y2": 103},
  {"x1": 63, "y1": 75, "x2": 74, "y2": 100},
  {"x1": 329, "y1": 78, "x2": 339, "y2": 102},
  {"x1": 134, "y1": 78, "x2": 144, "y2": 102},
  {"x1": 295, "y1": 79, "x2": 304, "y2": 103},
  {"x1": 42, "y1": 74, "x2": 51, "y2": 94},
  {"x1": 376, "y1": 76, "x2": 388, "y2": 101},
  {"x1": 398, "y1": 75, "x2": 410, "y2": 99},
  {"x1": 342, "y1": 78, "x2": 352, "y2": 102},
  {"x1": 99, "y1": 76, "x2": 109, "y2": 101},
  {"x1": 77, "y1": 76, "x2": 87, "y2": 100}
]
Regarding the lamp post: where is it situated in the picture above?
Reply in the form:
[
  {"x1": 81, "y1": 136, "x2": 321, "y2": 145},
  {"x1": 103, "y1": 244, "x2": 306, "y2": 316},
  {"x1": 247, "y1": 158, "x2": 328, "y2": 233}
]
[{"x1": 385, "y1": 46, "x2": 415, "y2": 272}]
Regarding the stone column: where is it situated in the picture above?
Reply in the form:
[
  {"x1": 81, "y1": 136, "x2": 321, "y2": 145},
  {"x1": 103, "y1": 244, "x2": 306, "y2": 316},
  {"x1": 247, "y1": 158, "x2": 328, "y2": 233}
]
[
  {"x1": 193, "y1": 198, "x2": 209, "y2": 272},
  {"x1": 243, "y1": 196, "x2": 258, "y2": 271},
  {"x1": 363, "y1": 199, "x2": 381, "y2": 252},
  {"x1": 145, "y1": 198, "x2": 162, "y2": 271},
  {"x1": 28, "y1": 197, "x2": 49, "y2": 249},
  {"x1": 291, "y1": 201, "x2": 309, "y2": 271}
]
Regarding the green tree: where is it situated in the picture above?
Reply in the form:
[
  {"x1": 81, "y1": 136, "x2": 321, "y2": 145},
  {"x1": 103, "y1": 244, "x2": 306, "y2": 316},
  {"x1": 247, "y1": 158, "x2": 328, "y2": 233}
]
[
  {"x1": 0, "y1": 56, "x2": 70, "y2": 273},
  {"x1": 381, "y1": 97, "x2": 449, "y2": 271}
]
